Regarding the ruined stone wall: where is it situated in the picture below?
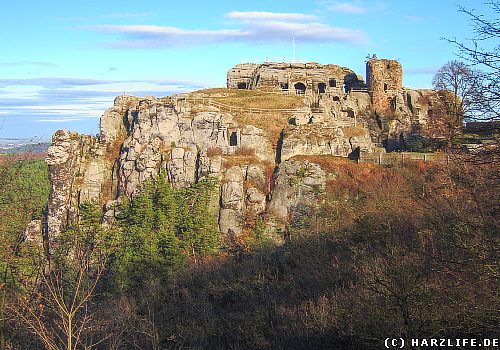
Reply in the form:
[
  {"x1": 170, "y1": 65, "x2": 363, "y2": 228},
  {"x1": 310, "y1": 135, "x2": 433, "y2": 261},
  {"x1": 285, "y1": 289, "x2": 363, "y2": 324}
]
[
  {"x1": 366, "y1": 59, "x2": 403, "y2": 111},
  {"x1": 227, "y1": 64, "x2": 260, "y2": 90},
  {"x1": 227, "y1": 62, "x2": 364, "y2": 94}
]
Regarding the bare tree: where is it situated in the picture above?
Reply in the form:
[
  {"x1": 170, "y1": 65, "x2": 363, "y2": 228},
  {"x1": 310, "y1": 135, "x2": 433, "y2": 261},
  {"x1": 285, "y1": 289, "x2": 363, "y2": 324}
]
[
  {"x1": 433, "y1": 61, "x2": 483, "y2": 120},
  {"x1": 11, "y1": 261, "x2": 107, "y2": 350},
  {"x1": 446, "y1": 1, "x2": 500, "y2": 121},
  {"x1": 8, "y1": 205, "x2": 111, "y2": 350},
  {"x1": 432, "y1": 61, "x2": 485, "y2": 142}
]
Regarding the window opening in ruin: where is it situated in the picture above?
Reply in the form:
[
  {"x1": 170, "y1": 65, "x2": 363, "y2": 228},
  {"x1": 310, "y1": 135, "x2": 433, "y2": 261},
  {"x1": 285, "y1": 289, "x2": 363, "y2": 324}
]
[
  {"x1": 390, "y1": 97, "x2": 396, "y2": 111},
  {"x1": 318, "y1": 82, "x2": 326, "y2": 94},
  {"x1": 384, "y1": 83, "x2": 388, "y2": 92},
  {"x1": 332, "y1": 96, "x2": 340, "y2": 102},
  {"x1": 281, "y1": 83, "x2": 289, "y2": 91},
  {"x1": 329, "y1": 79, "x2": 337, "y2": 88},
  {"x1": 294, "y1": 82, "x2": 306, "y2": 94},
  {"x1": 237, "y1": 82, "x2": 247, "y2": 89},
  {"x1": 229, "y1": 131, "x2": 238, "y2": 146}
]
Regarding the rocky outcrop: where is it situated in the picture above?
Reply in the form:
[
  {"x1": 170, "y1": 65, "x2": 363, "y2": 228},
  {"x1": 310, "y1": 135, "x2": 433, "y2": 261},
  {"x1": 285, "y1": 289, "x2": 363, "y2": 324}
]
[
  {"x1": 117, "y1": 98, "x2": 274, "y2": 195},
  {"x1": 217, "y1": 164, "x2": 268, "y2": 236},
  {"x1": 280, "y1": 124, "x2": 373, "y2": 161},
  {"x1": 45, "y1": 130, "x2": 112, "y2": 238},
  {"x1": 45, "y1": 131, "x2": 85, "y2": 237},
  {"x1": 40, "y1": 57, "x2": 456, "y2": 243},
  {"x1": 219, "y1": 166, "x2": 245, "y2": 235},
  {"x1": 43, "y1": 96, "x2": 278, "y2": 238},
  {"x1": 268, "y1": 160, "x2": 326, "y2": 224},
  {"x1": 227, "y1": 62, "x2": 366, "y2": 93}
]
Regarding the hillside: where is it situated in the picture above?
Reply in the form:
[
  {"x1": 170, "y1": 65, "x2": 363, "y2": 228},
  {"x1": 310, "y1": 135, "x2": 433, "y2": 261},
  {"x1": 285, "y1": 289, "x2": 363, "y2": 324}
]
[{"x1": 2, "y1": 59, "x2": 498, "y2": 349}]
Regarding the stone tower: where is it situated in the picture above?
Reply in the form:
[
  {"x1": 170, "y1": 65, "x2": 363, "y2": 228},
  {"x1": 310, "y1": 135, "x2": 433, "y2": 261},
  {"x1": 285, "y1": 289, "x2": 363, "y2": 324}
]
[{"x1": 366, "y1": 58, "x2": 403, "y2": 111}]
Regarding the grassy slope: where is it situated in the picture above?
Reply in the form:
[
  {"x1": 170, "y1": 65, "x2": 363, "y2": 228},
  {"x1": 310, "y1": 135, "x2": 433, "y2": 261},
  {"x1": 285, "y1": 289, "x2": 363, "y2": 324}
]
[{"x1": 193, "y1": 88, "x2": 306, "y2": 147}]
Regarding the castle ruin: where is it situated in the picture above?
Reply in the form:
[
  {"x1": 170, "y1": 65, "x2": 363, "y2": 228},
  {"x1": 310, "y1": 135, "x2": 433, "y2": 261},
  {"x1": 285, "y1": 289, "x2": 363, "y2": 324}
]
[
  {"x1": 366, "y1": 59, "x2": 403, "y2": 110},
  {"x1": 227, "y1": 62, "x2": 367, "y2": 95},
  {"x1": 227, "y1": 58, "x2": 404, "y2": 111},
  {"x1": 227, "y1": 57, "x2": 452, "y2": 151}
]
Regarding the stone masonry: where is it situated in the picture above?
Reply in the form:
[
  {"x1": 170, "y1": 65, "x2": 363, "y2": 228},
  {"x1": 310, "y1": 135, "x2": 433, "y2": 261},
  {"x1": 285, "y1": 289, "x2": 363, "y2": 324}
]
[
  {"x1": 366, "y1": 58, "x2": 403, "y2": 111},
  {"x1": 227, "y1": 62, "x2": 366, "y2": 94}
]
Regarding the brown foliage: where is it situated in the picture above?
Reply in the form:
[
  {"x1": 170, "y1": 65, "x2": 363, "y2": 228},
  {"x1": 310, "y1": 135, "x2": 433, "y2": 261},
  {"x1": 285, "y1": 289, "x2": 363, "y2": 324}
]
[
  {"x1": 5, "y1": 149, "x2": 498, "y2": 349},
  {"x1": 340, "y1": 126, "x2": 369, "y2": 138},
  {"x1": 206, "y1": 147, "x2": 223, "y2": 157},
  {"x1": 222, "y1": 147, "x2": 260, "y2": 168}
]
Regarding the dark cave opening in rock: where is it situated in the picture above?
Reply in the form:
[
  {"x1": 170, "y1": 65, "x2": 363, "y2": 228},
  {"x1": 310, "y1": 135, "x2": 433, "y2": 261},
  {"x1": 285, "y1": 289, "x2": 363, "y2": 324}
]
[
  {"x1": 294, "y1": 82, "x2": 306, "y2": 94},
  {"x1": 318, "y1": 83, "x2": 327, "y2": 94},
  {"x1": 229, "y1": 131, "x2": 238, "y2": 146}
]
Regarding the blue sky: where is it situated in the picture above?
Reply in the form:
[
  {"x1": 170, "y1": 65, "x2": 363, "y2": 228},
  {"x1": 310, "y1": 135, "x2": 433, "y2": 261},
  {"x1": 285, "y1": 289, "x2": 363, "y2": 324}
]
[{"x1": 0, "y1": 0, "x2": 494, "y2": 140}]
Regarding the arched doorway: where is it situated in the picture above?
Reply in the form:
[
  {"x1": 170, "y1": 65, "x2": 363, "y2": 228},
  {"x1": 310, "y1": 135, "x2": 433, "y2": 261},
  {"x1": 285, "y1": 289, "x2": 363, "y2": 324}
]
[
  {"x1": 318, "y1": 82, "x2": 326, "y2": 94},
  {"x1": 294, "y1": 82, "x2": 306, "y2": 94},
  {"x1": 237, "y1": 82, "x2": 247, "y2": 89}
]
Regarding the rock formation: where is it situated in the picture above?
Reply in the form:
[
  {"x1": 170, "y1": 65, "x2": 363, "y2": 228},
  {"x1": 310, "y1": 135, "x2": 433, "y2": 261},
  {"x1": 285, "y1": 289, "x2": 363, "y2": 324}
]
[
  {"x1": 227, "y1": 62, "x2": 365, "y2": 94},
  {"x1": 38, "y1": 57, "x2": 455, "y2": 243}
]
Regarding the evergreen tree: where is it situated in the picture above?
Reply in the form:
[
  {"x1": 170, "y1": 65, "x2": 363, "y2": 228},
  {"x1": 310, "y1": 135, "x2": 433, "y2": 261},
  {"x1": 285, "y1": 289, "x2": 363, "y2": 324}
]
[{"x1": 112, "y1": 174, "x2": 219, "y2": 291}]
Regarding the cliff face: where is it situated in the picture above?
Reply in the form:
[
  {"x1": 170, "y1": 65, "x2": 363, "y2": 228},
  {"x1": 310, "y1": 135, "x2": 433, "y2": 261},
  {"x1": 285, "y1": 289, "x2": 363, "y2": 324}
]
[
  {"x1": 41, "y1": 60, "x2": 453, "y2": 241},
  {"x1": 45, "y1": 131, "x2": 114, "y2": 238},
  {"x1": 42, "y1": 88, "x2": 374, "y2": 240}
]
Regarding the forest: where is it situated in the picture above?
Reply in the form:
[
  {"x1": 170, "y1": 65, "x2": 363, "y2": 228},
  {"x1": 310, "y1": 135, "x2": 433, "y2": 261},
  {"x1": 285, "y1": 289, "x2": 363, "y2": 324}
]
[{"x1": 0, "y1": 148, "x2": 498, "y2": 349}]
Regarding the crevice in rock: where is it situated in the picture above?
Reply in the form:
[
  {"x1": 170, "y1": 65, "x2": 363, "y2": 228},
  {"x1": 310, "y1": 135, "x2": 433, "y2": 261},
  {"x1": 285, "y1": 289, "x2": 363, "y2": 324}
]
[{"x1": 275, "y1": 129, "x2": 285, "y2": 164}]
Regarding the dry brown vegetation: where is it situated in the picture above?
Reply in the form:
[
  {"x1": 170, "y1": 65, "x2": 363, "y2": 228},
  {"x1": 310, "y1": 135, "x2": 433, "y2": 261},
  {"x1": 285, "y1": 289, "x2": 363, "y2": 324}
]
[
  {"x1": 196, "y1": 88, "x2": 304, "y2": 110},
  {"x1": 191, "y1": 88, "x2": 305, "y2": 148},
  {"x1": 3, "y1": 152, "x2": 498, "y2": 349},
  {"x1": 0, "y1": 152, "x2": 47, "y2": 164},
  {"x1": 206, "y1": 147, "x2": 223, "y2": 157},
  {"x1": 340, "y1": 126, "x2": 369, "y2": 138},
  {"x1": 233, "y1": 111, "x2": 291, "y2": 149},
  {"x1": 222, "y1": 147, "x2": 261, "y2": 168},
  {"x1": 107, "y1": 155, "x2": 496, "y2": 349}
]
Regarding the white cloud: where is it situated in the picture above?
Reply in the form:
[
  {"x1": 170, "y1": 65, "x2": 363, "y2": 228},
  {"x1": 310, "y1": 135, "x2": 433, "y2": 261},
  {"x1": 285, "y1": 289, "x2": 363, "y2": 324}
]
[
  {"x1": 251, "y1": 21, "x2": 365, "y2": 42},
  {"x1": 327, "y1": 2, "x2": 368, "y2": 14},
  {"x1": 226, "y1": 11, "x2": 317, "y2": 22},
  {"x1": 89, "y1": 11, "x2": 368, "y2": 48},
  {"x1": 0, "y1": 77, "x2": 204, "y2": 129},
  {"x1": 0, "y1": 61, "x2": 58, "y2": 68},
  {"x1": 92, "y1": 24, "x2": 248, "y2": 46}
]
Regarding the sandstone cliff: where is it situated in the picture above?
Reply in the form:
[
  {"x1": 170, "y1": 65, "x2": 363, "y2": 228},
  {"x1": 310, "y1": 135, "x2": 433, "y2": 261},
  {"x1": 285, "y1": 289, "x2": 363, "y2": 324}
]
[{"x1": 40, "y1": 59, "x2": 454, "y2": 242}]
